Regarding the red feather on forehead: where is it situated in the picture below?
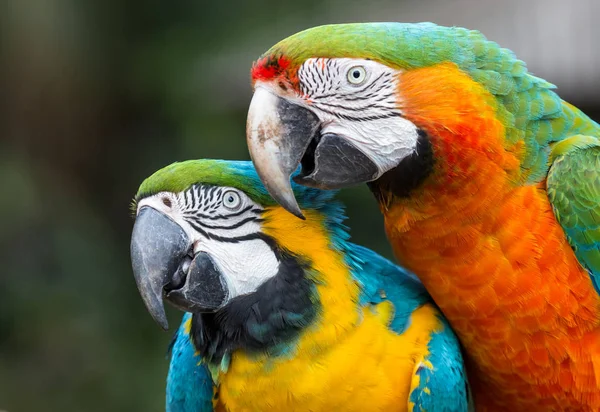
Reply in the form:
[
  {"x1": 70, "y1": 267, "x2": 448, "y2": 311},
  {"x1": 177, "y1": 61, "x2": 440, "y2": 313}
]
[
  {"x1": 251, "y1": 56, "x2": 291, "y2": 82},
  {"x1": 250, "y1": 56, "x2": 303, "y2": 94}
]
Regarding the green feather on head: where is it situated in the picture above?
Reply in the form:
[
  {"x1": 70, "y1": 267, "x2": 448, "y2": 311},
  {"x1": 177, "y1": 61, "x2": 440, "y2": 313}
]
[{"x1": 132, "y1": 159, "x2": 341, "y2": 216}]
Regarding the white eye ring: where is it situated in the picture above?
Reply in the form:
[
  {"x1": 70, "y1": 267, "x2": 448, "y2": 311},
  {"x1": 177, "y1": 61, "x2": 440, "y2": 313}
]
[
  {"x1": 223, "y1": 190, "x2": 242, "y2": 211},
  {"x1": 347, "y1": 66, "x2": 367, "y2": 85}
]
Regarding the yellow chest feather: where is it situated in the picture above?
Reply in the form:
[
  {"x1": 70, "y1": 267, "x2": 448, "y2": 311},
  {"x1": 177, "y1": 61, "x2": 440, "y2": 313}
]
[
  {"x1": 211, "y1": 208, "x2": 440, "y2": 411},
  {"x1": 216, "y1": 303, "x2": 440, "y2": 412}
]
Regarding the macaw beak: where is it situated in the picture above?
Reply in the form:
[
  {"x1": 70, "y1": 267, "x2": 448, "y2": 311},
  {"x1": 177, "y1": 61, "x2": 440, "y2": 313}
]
[
  {"x1": 246, "y1": 87, "x2": 380, "y2": 218},
  {"x1": 130, "y1": 207, "x2": 228, "y2": 330}
]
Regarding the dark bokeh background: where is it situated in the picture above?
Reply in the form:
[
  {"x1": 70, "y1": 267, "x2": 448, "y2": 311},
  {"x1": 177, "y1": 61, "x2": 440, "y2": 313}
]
[{"x1": 1, "y1": 1, "x2": 599, "y2": 411}]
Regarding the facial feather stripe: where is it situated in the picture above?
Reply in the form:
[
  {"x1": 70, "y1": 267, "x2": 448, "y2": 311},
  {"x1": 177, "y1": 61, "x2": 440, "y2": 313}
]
[
  {"x1": 177, "y1": 185, "x2": 264, "y2": 242},
  {"x1": 297, "y1": 58, "x2": 403, "y2": 122}
]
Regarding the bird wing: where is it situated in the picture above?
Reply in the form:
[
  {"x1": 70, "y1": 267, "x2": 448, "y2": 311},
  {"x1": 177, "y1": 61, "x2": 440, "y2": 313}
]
[{"x1": 547, "y1": 135, "x2": 600, "y2": 293}]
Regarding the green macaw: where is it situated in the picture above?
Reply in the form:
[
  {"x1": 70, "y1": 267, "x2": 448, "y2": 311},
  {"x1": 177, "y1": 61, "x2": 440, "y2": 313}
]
[{"x1": 244, "y1": 22, "x2": 600, "y2": 411}]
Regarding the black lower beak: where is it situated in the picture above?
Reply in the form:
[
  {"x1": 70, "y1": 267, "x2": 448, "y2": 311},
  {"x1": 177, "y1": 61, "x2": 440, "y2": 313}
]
[
  {"x1": 131, "y1": 207, "x2": 229, "y2": 330},
  {"x1": 293, "y1": 133, "x2": 380, "y2": 189},
  {"x1": 165, "y1": 252, "x2": 228, "y2": 313}
]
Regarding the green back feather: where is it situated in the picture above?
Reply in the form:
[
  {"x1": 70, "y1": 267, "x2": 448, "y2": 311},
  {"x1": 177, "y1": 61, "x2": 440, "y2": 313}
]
[{"x1": 547, "y1": 136, "x2": 600, "y2": 292}]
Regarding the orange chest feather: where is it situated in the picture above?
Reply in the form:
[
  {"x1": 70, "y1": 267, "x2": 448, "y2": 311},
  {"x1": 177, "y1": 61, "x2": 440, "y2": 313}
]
[
  {"x1": 387, "y1": 63, "x2": 600, "y2": 410},
  {"x1": 385, "y1": 182, "x2": 600, "y2": 410}
]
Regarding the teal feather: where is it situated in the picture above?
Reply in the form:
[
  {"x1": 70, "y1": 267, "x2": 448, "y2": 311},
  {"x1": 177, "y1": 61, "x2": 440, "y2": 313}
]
[
  {"x1": 166, "y1": 313, "x2": 213, "y2": 412},
  {"x1": 343, "y1": 243, "x2": 428, "y2": 334},
  {"x1": 409, "y1": 318, "x2": 470, "y2": 412}
]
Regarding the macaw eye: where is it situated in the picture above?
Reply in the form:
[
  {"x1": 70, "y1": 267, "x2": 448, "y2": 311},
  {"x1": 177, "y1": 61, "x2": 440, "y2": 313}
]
[
  {"x1": 223, "y1": 190, "x2": 242, "y2": 211},
  {"x1": 347, "y1": 66, "x2": 367, "y2": 85}
]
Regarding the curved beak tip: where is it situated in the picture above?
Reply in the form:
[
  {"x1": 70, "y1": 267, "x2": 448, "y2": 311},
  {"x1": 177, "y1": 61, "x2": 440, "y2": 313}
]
[
  {"x1": 130, "y1": 206, "x2": 189, "y2": 331},
  {"x1": 137, "y1": 280, "x2": 169, "y2": 330},
  {"x1": 269, "y1": 188, "x2": 305, "y2": 219},
  {"x1": 246, "y1": 87, "x2": 321, "y2": 220},
  {"x1": 288, "y1": 204, "x2": 306, "y2": 220},
  {"x1": 132, "y1": 256, "x2": 171, "y2": 330},
  {"x1": 150, "y1": 307, "x2": 169, "y2": 331},
  {"x1": 157, "y1": 317, "x2": 169, "y2": 331}
]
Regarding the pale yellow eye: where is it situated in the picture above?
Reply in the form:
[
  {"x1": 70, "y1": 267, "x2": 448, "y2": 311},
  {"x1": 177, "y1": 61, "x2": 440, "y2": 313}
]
[
  {"x1": 223, "y1": 190, "x2": 242, "y2": 211},
  {"x1": 347, "y1": 66, "x2": 367, "y2": 85}
]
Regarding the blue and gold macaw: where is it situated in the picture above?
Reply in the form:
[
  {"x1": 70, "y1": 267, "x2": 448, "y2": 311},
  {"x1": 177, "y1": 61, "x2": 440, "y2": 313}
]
[{"x1": 130, "y1": 159, "x2": 470, "y2": 412}]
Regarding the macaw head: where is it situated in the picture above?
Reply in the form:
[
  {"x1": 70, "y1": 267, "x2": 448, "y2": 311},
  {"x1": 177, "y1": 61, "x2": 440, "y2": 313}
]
[
  {"x1": 130, "y1": 159, "x2": 345, "y2": 332},
  {"x1": 247, "y1": 22, "x2": 539, "y2": 217}
]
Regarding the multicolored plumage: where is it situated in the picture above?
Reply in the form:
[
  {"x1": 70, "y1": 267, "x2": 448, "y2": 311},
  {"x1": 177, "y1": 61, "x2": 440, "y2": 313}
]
[
  {"x1": 244, "y1": 23, "x2": 600, "y2": 411},
  {"x1": 130, "y1": 159, "x2": 470, "y2": 411}
]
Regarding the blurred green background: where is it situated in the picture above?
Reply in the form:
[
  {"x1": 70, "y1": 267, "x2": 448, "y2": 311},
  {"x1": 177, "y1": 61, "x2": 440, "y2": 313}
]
[{"x1": 1, "y1": 0, "x2": 599, "y2": 411}]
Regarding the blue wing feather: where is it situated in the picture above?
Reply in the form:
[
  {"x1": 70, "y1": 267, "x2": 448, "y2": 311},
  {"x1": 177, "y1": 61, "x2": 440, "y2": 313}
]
[
  {"x1": 166, "y1": 313, "x2": 214, "y2": 412},
  {"x1": 344, "y1": 242, "x2": 429, "y2": 334},
  {"x1": 409, "y1": 318, "x2": 470, "y2": 412},
  {"x1": 345, "y1": 243, "x2": 470, "y2": 411}
]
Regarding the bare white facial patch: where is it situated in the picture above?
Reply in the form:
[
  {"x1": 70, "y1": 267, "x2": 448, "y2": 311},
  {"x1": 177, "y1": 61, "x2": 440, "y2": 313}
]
[
  {"x1": 137, "y1": 186, "x2": 280, "y2": 300},
  {"x1": 296, "y1": 58, "x2": 420, "y2": 176}
]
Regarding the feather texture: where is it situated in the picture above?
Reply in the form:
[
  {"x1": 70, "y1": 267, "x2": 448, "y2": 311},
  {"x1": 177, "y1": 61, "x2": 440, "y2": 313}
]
[
  {"x1": 251, "y1": 22, "x2": 600, "y2": 410},
  {"x1": 158, "y1": 160, "x2": 470, "y2": 411},
  {"x1": 548, "y1": 136, "x2": 600, "y2": 291}
]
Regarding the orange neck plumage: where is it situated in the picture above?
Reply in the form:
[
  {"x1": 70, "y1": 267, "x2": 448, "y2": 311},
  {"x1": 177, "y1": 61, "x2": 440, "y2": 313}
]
[{"x1": 382, "y1": 63, "x2": 600, "y2": 410}]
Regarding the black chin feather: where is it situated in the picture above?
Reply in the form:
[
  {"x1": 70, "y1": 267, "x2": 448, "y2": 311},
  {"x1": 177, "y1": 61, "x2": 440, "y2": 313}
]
[{"x1": 189, "y1": 236, "x2": 318, "y2": 364}]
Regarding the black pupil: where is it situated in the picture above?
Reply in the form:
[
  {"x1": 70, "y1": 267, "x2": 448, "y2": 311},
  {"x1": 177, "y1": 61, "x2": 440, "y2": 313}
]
[
  {"x1": 352, "y1": 70, "x2": 361, "y2": 79},
  {"x1": 227, "y1": 196, "x2": 234, "y2": 203}
]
